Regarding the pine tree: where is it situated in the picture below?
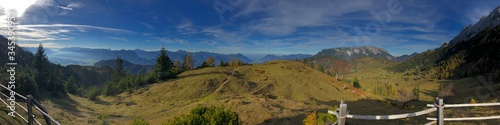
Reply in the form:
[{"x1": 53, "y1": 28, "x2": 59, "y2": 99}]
[
  {"x1": 155, "y1": 47, "x2": 174, "y2": 80},
  {"x1": 33, "y1": 43, "x2": 49, "y2": 88},
  {"x1": 353, "y1": 76, "x2": 361, "y2": 88},
  {"x1": 155, "y1": 47, "x2": 173, "y2": 73},
  {"x1": 183, "y1": 53, "x2": 193, "y2": 70},
  {"x1": 111, "y1": 56, "x2": 124, "y2": 83},
  {"x1": 65, "y1": 75, "x2": 78, "y2": 95},
  {"x1": 219, "y1": 60, "x2": 224, "y2": 67}
]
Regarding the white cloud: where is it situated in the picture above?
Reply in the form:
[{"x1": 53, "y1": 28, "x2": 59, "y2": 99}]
[
  {"x1": 0, "y1": 0, "x2": 40, "y2": 18},
  {"x1": 18, "y1": 42, "x2": 62, "y2": 48},
  {"x1": 57, "y1": 6, "x2": 72, "y2": 10}
]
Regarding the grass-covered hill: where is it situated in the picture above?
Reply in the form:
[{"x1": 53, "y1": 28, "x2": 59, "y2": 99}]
[{"x1": 1, "y1": 60, "x2": 415, "y2": 125}]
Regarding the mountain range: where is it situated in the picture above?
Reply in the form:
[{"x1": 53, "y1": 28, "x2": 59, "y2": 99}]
[
  {"x1": 24, "y1": 47, "x2": 252, "y2": 67},
  {"x1": 259, "y1": 54, "x2": 313, "y2": 63},
  {"x1": 313, "y1": 46, "x2": 395, "y2": 61}
]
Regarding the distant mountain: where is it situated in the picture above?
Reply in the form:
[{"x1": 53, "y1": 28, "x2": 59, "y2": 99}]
[
  {"x1": 259, "y1": 54, "x2": 312, "y2": 62},
  {"x1": 314, "y1": 46, "x2": 395, "y2": 61},
  {"x1": 1, "y1": 36, "x2": 112, "y2": 88},
  {"x1": 24, "y1": 47, "x2": 253, "y2": 67},
  {"x1": 390, "y1": 7, "x2": 500, "y2": 80},
  {"x1": 303, "y1": 46, "x2": 396, "y2": 75},
  {"x1": 93, "y1": 59, "x2": 153, "y2": 75},
  {"x1": 394, "y1": 52, "x2": 418, "y2": 62},
  {"x1": 450, "y1": 6, "x2": 500, "y2": 45},
  {"x1": 133, "y1": 49, "x2": 252, "y2": 66}
]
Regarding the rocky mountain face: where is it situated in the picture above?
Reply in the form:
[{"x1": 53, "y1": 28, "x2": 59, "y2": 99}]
[
  {"x1": 314, "y1": 46, "x2": 395, "y2": 61},
  {"x1": 450, "y1": 6, "x2": 500, "y2": 45},
  {"x1": 259, "y1": 54, "x2": 312, "y2": 63}
]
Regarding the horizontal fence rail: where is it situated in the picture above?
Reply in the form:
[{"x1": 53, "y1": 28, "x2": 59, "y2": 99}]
[
  {"x1": 426, "y1": 103, "x2": 500, "y2": 108},
  {"x1": 0, "y1": 84, "x2": 60, "y2": 125},
  {"x1": 427, "y1": 116, "x2": 500, "y2": 121},
  {"x1": 345, "y1": 108, "x2": 437, "y2": 120},
  {"x1": 329, "y1": 98, "x2": 500, "y2": 125}
]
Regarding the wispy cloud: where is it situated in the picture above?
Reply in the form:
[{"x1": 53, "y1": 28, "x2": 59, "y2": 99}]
[
  {"x1": 18, "y1": 43, "x2": 63, "y2": 48},
  {"x1": 107, "y1": 36, "x2": 128, "y2": 41},
  {"x1": 18, "y1": 24, "x2": 134, "y2": 34},
  {"x1": 138, "y1": 21, "x2": 155, "y2": 30},
  {"x1": 151, "y1": 37, "x2": 187, "y2": 44},
  {"x1": 175, "y1": 19, "x2": 196, "y2": 35}
]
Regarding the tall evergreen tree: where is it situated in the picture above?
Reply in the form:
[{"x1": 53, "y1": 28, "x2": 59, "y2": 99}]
[
  {"x1": 219, "y1": 60, "x2": 224, "y2": 67},
  {"x1": 111, "y1": 56, "x2": 124, "y2": 83},
  {"x1": 155, "y1": 47, "x2": 173, "y2": 73},
  {"x1": 33, "y1": 43, "x2": 49, "y2": 88},
  {"x1": 155, "y1": 47, "x2": 174, "y2": 80},
  {"x1": 183, "y1": 53, "x2": 193, "y2": 70}
]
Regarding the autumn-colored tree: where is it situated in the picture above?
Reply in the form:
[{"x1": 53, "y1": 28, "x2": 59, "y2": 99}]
[
  {"x1": 303, "y1": 111, "x2": 317, "y2": 125},
  {"x1": 205, "y1": 56, "x2": 215, "y2": 67},
  {"x1": 182, "y1": 53, "x2": 193, "y2": 70},
  {"x1": 235, "y1": 58, "x2": 242, "y2": 67},
  {"x1": 229, "y1": 54, "x2": 234, "y2": 67},
  {"x1": 173, "y1": 60, "x2": 181, "y2": 69}
]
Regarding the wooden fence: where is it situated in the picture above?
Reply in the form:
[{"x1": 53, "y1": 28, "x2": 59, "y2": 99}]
[
  {"x1": 328, "y1": 98, "x2": 500, "y2": 125},
  {"x1": 0, "y1": 84, "x2": 60, "y2": 125}
]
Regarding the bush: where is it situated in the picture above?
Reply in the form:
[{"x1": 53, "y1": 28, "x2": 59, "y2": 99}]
[
  {"x1": 130, "y1": 118, "x2": 150, "y2": 125},
  {"x1": 86, "y1": 86, "x2": 100, "y2": 101},
  {"x1": 98, "y1": 114, "x2": 110, "y2": 125},
  {"x1": 164, "y1": 106, "x2": 239, "y2": 125}
]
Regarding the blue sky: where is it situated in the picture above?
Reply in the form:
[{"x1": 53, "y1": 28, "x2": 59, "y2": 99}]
[{"x1": 0, "y1": 0, "x2": 499, "y2": 56}]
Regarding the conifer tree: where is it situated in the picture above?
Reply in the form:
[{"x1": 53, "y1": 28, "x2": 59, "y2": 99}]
[
  {"x1": 155, "y1": 47, "x2": 173, "y2": 73},
  {"x1": 33, "y1": 43, "x2": 49, "y2": 88}
]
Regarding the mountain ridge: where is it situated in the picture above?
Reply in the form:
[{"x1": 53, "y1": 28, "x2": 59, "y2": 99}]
[
  {"x1": 450, "y1": 6, "x2": 500, "y2": 45},
  {"x1": 23, "y1": 47, "x2": 253, "y2": 67}
]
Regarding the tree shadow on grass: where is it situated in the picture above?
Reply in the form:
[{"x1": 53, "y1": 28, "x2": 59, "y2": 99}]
[{"x1": 258, "y1": 98, "x2": 439, "y2": 125}]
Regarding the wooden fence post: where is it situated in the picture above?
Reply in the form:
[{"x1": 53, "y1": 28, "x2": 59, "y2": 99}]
[
  {"x1": 27, "y1": 95, "x2": 33, "y2": 125},
  {"x1": 338, "y1": 101, "x2": 347, "y2": 125},
  {"x1": 437, "y1": 98, "x2": 444, "y2": 125}
]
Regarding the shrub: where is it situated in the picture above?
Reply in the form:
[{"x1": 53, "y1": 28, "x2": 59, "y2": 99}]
[
  {"x1": 98, "y1": 114, "x2": 110, "y2": 125},
  {"x1": 164, "y1": 106, "x2": 239, "y2": 125},
  {"x1": 130, "y1": 118, "x2": 150, "y2": 125}
]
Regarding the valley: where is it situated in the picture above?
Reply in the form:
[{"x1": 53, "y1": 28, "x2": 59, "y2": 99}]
[{"x1": 1, "y1": 1, "x2": 500, "y2": 125}]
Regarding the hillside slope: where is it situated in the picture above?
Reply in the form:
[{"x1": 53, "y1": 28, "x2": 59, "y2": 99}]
[{"x1": 35, "y1": 60, "x2": 391, "y2": 125}]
